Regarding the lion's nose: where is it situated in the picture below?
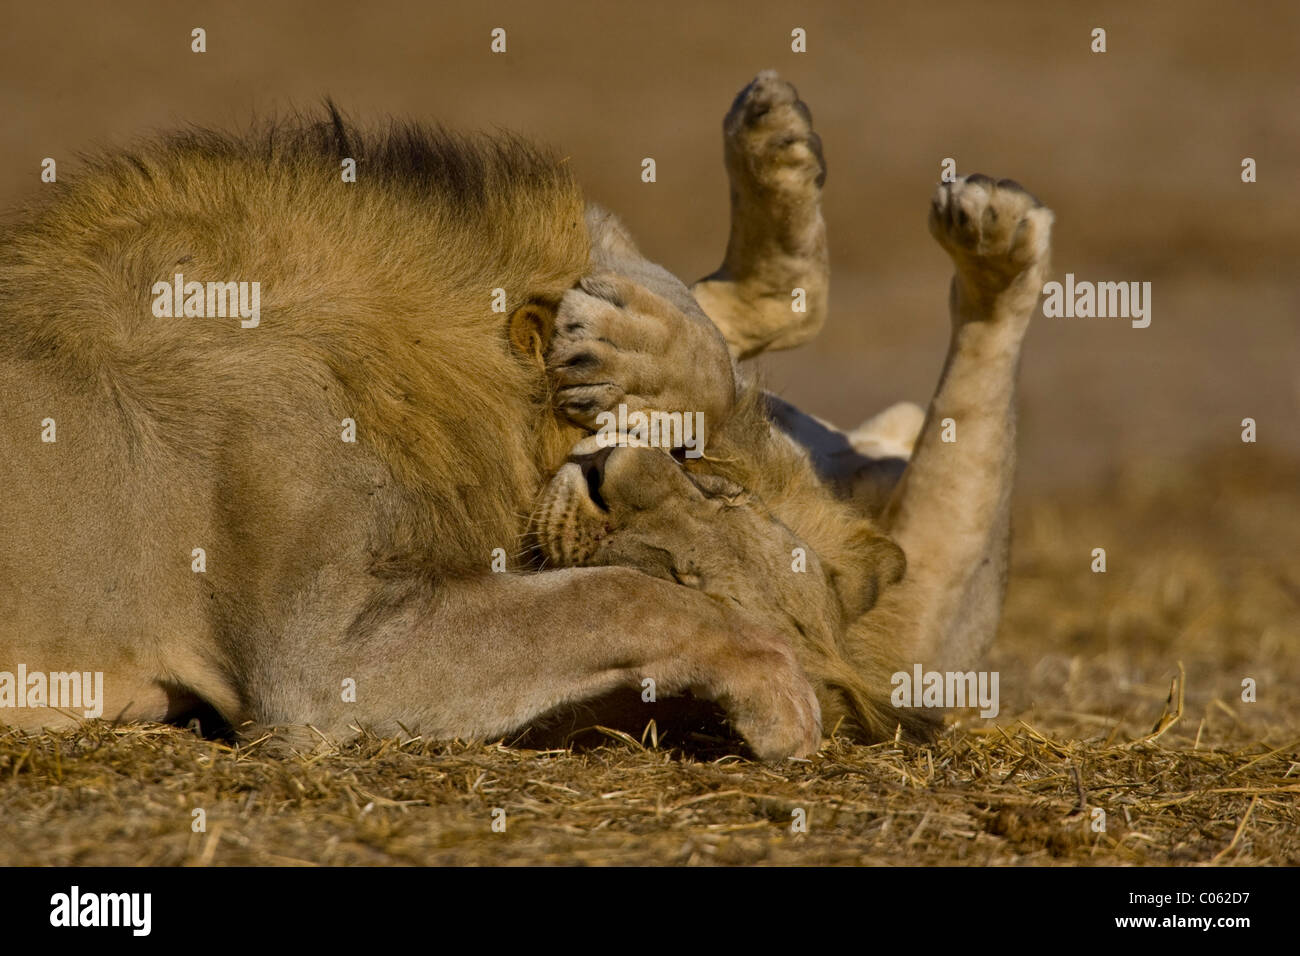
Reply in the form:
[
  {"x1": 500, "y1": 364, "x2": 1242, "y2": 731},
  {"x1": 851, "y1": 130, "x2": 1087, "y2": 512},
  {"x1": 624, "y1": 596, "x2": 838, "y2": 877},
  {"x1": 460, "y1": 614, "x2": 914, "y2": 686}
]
[{"x1": 570, "y1": 445, "x2": 615, "y2": 509}]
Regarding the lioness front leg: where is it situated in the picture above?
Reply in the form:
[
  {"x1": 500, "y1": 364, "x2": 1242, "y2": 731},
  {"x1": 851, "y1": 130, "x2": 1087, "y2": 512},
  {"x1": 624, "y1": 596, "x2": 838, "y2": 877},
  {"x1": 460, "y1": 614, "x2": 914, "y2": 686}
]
[
  {"x1": 691, "y1": 70, "x2": 829, "y2": 360},
  {"x1": 546, "y1": 71, "x2": 830, "y2": 435},
  {"x1": 858, "y1": 175, "x2": 1052, "y2": 672},
  {"x1": 253, "y1": 568, "x2": 821, "y2": 762},
  {"x1": 544, "y1": 202, "x2": 738, "y2": 448},
  {"x1": 547, "y1": 259, "x2": 736, "y2": 444}
]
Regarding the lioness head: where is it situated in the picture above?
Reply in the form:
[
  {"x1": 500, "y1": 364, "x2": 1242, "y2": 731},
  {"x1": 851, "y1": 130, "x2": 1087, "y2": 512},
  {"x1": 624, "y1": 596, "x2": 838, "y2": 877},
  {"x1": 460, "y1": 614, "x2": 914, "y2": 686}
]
[
  {"x1": 530, "y1": 424, "x2": 928, "y2": 741},
  {"x1": 533, "y1": 426, "x2": 905, "y2": 637},
  {"x1": 535, "y1": 439, "x2": 845, "y2": 635}
]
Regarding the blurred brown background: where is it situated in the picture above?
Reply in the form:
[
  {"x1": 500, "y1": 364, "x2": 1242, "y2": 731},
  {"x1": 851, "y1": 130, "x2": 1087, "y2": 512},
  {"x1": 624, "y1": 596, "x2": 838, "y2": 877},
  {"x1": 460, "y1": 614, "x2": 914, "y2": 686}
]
[
  {"x1": 2, "y1": 1, "x2": 1295, "y2": 494},
  {"x1": 2, "y1": 3, "x2": 1297, "y2": 864},
  {"x1": 2, "y1": 1, "x2": 1294, "y2": 493}
]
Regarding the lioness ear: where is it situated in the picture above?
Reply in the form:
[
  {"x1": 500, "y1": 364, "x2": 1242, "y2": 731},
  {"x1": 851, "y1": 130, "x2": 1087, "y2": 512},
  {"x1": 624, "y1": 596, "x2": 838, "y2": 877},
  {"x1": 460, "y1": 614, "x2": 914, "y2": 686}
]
[
  {"x1": 508, "y1": 301, "x2": 557, "y2": 368},
  {"x1": 830, "y1": 526, "x2": 907, "y2": 622},
  {"x1": 872, "y1": 535, "x2": 907, "y2": 589}
]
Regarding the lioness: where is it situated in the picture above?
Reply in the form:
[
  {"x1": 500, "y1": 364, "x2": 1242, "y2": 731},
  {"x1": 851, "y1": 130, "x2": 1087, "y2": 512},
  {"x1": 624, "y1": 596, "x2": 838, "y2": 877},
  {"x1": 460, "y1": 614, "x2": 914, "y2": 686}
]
[
  {"x1": 532, "y1": 75, "x2": 1052, "y2": 742},
  {"x1": 0, "y1": 71, "x2": 1049, "y2": 760},
  {"x1": 532, "y1": 174, "x2": 1052, "y2": 741}
]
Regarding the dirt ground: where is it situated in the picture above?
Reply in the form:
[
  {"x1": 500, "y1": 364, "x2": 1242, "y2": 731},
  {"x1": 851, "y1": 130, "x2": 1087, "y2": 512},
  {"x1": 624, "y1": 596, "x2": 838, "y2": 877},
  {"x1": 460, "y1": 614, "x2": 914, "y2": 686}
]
[{"x1": 0, "y1": 1, "x2": 1296, "y2": 865}]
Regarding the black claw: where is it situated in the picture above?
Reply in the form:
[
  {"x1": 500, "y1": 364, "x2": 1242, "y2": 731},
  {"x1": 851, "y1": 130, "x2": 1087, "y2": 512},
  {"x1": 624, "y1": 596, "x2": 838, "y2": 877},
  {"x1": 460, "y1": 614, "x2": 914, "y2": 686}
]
[
  {"x1": 727, "y1": 80, "x2": 756, "y2": 119},
  {"x1": 808, "y1": 131, "x2": 827, "y2": 187},
  {"x1": 560, "y1": 351, "x2": 599, "y2": 371},
  {"x1": 563, "y1": 398, "x2": 598, "y2": 415}
]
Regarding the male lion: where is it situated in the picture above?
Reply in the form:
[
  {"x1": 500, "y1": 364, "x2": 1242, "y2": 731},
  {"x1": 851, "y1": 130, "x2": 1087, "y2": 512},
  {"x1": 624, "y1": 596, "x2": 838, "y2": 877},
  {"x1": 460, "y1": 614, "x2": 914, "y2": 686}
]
[{"x1": 0, "y1": 71, "x2": 1049, "y2": 760}]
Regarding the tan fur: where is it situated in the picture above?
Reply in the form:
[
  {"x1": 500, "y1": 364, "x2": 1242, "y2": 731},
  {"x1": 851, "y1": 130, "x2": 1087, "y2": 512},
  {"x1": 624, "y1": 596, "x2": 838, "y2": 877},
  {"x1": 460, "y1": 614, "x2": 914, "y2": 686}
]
[
  {"x1": 532, "y1": 388, "x2": 936, "y2": 742},
  {"x1": 0, "y1": 72, "x2": 1048, "y2": 760},
  {"x1": 688, "y1": 80, "x2": 1052, "y2": 686},
  {"x1": 537, "y1": 136, "x2": 1053, "y2": 739},
  {"x1": 691, "y1": 70, "x2": 829, "y2": 360},
  {"x1": 770, "y1": 175, "x2": 1053, "y2": 674},
  {"x1": 0, "y1": 108, "x2": 826, "y2": 760}
]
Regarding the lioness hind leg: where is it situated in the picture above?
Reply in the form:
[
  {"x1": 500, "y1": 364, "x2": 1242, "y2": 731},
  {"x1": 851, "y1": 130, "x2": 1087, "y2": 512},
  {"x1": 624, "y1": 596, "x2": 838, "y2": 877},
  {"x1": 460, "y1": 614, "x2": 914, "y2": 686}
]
[
  {"x1": 691, "y1": 70, "x2": 829, "y2": 360},
  {"x1": 857, "y1": 176, "x2": 1052, "y2": 673}
]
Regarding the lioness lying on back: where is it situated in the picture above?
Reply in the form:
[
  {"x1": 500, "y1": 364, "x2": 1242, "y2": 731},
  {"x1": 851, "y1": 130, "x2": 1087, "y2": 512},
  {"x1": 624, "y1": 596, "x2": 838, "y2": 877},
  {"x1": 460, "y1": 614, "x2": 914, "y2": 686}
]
[
  {"x1": 532, "y1": 173, "x2": 1052, "y2": 742},
  {"x1": 522, "y1": 70, "x2": 1052, "y2": 744}
]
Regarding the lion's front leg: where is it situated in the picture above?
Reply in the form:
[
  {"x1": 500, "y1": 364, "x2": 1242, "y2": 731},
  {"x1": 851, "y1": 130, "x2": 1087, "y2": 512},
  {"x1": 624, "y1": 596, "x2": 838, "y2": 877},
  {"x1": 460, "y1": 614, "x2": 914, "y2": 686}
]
[
  {"x1": 691, "y1": 70, "x2": 829, "y2": 361},
  {"x1": 248, "y1": 568, "x2": 822, "y2": 762}
]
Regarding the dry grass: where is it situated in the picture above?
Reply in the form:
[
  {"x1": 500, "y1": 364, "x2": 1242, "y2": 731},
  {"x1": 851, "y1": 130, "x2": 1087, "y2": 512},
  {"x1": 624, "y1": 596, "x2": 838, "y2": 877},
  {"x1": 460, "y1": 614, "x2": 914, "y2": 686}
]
[{"x1": 2, "y1": 449, "x2": 1297, "y2": 866}]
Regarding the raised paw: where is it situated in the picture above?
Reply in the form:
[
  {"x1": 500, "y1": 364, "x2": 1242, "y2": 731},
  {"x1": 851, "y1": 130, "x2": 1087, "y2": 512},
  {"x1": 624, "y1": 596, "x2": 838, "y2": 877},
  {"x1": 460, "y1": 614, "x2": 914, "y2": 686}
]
[
  {"x1": 928, "y1": 175, "x2": 1054, "y2": 312},
  {"x1": 692, "y1": 71, "x2": 830, "y2": 359},
  {"x1": 724, "y1": 69, "x2": 826, "y2": 203}
]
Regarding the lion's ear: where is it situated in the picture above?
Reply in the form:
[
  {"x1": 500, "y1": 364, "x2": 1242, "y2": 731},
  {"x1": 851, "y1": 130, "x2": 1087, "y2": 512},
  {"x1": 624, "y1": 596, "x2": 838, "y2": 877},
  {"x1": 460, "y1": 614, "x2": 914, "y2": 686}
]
[
  {"x1": 508, "y1": 301, "x2": 557, "y2": 368},
  {"x1": 830, "y1": 525, "x2": 907, "y2": 622}
]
